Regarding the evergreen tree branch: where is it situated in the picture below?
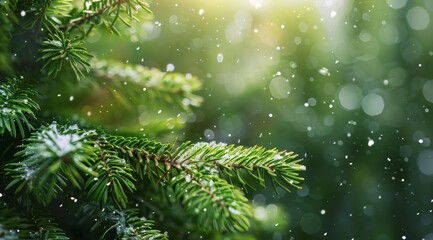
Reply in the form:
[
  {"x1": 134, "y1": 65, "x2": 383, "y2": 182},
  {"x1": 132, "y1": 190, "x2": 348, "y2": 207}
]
[
  {"x1": 5, "y1": 122, "x2": 98, "y2": 206},
  {"x1": 94, "y1": 135, "x2": 253, "y2": 232},
  {"x1": 1, "y1": 1, "x2": 307, "y2": 237},
  {"x1": 122, "y1": 209, "x2": 168, "y2": 240},
  {"x1": 0, "y1": 78, "x2": 40, "y2": 138},
  {"x1": 99, "y1": 134, "x2": 173, "y2": 182},
  {"x1": 90, "y1": 59, "x2": 203, "y2": 110},
  {"x1": 98, "y1": 135, "x2": 305, "y2": 232},
  {"x1": 50, "y1": 59, "x2": 202, "y2": 136},
  {"x1": 0, "y1": 201, "x2": 69, "y2": 239},
  {"x1": 45, "y1": 0, "x2": 73, "y2": 19},
  {"x1": 171, "y1": 141, "x2": 305, "y2": 192},
  {"x1": 0, "y1": 202, "x2": 22, "y2": 240},
  {"x1": 171, "y1": 169, "x2": 251, "y2": 232},
  {"x1": 76, "y1": 204, "x2": 168, "y2": 240},
  {"x1": 15, "y1": 0, "x2": 73, "y2": 35},
  {"x1": 40, "y1": 31, "x2": 93, "y2": 80},
  {"x1": 102, "y1": 134, "x2": 173, "y2": 159},
  {"x1": 64, "y1": 0, "x2": 152, "y2": 36},
  {"x1": 67, "y1": 0, "x2": 129, "y2": 29},
  {"x1": 86, "y1": 143, "x2": 136, "y2": 209}
]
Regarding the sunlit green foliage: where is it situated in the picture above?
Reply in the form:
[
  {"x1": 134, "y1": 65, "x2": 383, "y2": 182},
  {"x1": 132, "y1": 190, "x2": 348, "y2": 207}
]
[
  {"x1": 172, "y1": 142, "x2": 305, "y2": 192},
  {"x1": 0, "y1": 0, "x2": 305, "y2": 239},
  {"x1": 65, "y1": 0, "x2": 152, "y2": 36},
  {"x1": 90, "y1": 59, "x2": 203, "y2": 109},
  {"x1": 41, "y1": 32, "x2": 93, "y2": 79},
  {"x1": 3, "y1": 122, "x2": 304, "y2": 237}
]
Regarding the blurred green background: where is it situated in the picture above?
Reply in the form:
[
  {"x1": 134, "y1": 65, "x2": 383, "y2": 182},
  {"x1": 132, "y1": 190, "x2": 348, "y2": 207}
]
[{"x1": 82, "y1": 0, "x2": 433, "y2": 239}]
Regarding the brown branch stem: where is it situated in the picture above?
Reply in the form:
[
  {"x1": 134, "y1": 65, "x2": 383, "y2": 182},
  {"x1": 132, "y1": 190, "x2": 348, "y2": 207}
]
[{"x1": 62, "y1": 0, "x2": 129, "y2": 31}]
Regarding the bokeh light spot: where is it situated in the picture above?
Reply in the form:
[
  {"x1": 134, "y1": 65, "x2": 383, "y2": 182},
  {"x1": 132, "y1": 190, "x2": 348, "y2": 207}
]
[
  {"x1": 406, "y1": 7, "x2": 430, "y2": 30},
  {"x1": 417, "y1": 150, "x2": 433, "y2": 176},
  {"x1": 422, "y1": 80, "x2": 433, "y2": 103},
  {"x1": 362, "y1": 94, "x2": 385, "y2": 116},
  {"x1": 386, "y1": 0, "x2": 407, "y2": 9},
  {"x1": 338, "y1": 84, "x2": 363, "y2": 110},
  {"x1": 269, "y1": 76, "x2": 291, "y2": 99}
]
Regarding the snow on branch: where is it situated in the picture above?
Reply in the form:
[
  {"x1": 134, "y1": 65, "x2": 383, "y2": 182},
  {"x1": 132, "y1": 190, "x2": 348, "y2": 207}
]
[
  {"x1": 5, "y1": 122, "x2": 97, "y2": 206},
  {"x1": 90, "y1": 59, "x2": 203, "y2": 109},
  {"x1": 75, "y1": 204, "x2": 168, "y2": 239},
  {"x1": 0, "y1": 78, "x2": 39, "y2": 138}
]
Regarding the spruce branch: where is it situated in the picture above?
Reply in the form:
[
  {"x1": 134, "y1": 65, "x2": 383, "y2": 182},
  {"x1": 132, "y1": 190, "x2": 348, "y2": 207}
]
[
  {"x1": 86, "y1": 144, "x2": 136, "y2": 209},
  {"x1": 97, "y1": 135, "x2": 304, "y2": 231},
  {"x1": 40, "y1": 31, "x2": 93, "y2": 80},
  {"x1": 90, "y1": 59, "x2": 203, "y2": 109},
  {"x1": 16, "y1": 0, "x2": 73, "y2": 34},
  {"x1": 171, "y1": 170, "x2": 251, "y2": 232},
  {"x1": 102, "y1": 134, "x2": 173, "y2": 158},
  {"x1": 44, "y1": 0, "x2": 73, "y2": 19},
  {"x1": 0, "y1": 0, "x2": 17, "y2": 15},
  {"x1": 5, "y1": 122, "x2": 98, "y2": 206},
  {"x1": 0, "y1": 0, "x2": 308, "y2": 237},
  {"x1": 0, "y1": 202, "x2": 21, "y2": 240},
  {"x1": 0, "y1": 78, "x2": 40, "y2": 138},
  {"x1": 77, "y1": 204, "x2": 168, "y2": 240},
  {"x1": 99, "y1": 134, "x2": 173, "y2": 182},
  {"x1": 25, "y1": 210, "x2": 69, "y2": 240},
  {"x1": 0, "y1": 201, "x2": 69, "y2": 239},
  {"x1": 64, "y1": 0, "x2": 152, "y2": 36},
  {"x1": 122, "y1": 209, "x2": 168, "y2": 240},
  {"x1": 171, "y1": 142, "x2": 305, "y2": 192},
  {"x1": 74, "y1": 59, "x2": 203, "y2": 135}
]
